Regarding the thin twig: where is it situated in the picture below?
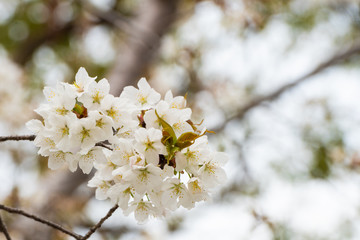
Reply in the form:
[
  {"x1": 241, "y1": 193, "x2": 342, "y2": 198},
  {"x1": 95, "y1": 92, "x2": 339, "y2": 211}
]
[
  {"x1": 214, "y1": 41, "x2": 360, "y2": 132},
  {"x1": 95, "y1": 142, "x2": 113, "y2": 151},
  {"x1": 81, "y1": 204, "x2": 119, "y2": 240},
  {"x1": 0, "y1": 214, "x2": 11, "y2": 240},
  {"x1": 0, "y1": 204, "x2": 81, "y2": 239},
  {"x1": 0, "y1": 135, "x2": 35, "y2": 142}
]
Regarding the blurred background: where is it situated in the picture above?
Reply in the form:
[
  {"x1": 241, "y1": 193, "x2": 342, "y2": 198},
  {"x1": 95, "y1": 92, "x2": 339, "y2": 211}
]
[{"x1": 2, "y1": 0, "x2": 360, "y2": 239}]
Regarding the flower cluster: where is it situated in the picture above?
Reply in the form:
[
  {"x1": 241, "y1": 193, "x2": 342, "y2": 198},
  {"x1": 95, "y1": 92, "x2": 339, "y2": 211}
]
[{"x1": 27, "y1": 68, "x2": 228, "y2": 223}]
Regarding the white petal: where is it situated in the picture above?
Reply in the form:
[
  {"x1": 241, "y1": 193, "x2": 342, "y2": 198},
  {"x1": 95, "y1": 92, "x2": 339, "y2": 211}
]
[
  {"x1": 67, "y1": 154, "x2": 79, "y2": 172},
  {"x1": 48, "y1": 151, "x2": 66, "y2": 170},
  {"x1": 26, "y1": 119, "x2": 43, "y2": 133},
  {"x1": 137, "y1": 77, "x2": 151, "y2": 91}
]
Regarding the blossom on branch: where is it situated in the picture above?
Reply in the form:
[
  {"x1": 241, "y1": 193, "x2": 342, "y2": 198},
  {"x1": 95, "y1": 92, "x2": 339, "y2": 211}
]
[{"x1": 27, "y1": 67, "x2": 228, "y2": 223}]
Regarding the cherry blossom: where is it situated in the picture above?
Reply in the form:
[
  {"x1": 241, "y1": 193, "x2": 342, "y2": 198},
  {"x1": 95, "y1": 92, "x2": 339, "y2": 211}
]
[{"x1": 27, "y1": 67, "x2": 228, "y2": 223}]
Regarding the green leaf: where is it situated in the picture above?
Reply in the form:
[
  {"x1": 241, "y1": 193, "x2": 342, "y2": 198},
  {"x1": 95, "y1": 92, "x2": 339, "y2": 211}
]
[
  {"x1": 177, "y1": 132, "x2": 200, "y2": 143},
  {"x1": 155, "y1": 110, "x2": 177, "y2": 142},
  {"x1": 175, "y1": 131, "x2": 201, "y2": 150},
  {"x1": 175, "y1": 141, "x2": 194, "y2": 150}
]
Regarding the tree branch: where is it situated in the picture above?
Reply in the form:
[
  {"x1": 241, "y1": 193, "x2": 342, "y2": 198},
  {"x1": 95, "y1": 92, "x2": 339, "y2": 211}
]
[
  {"x1": 214, "y1": 41, "x2": 360, "y2": 132},
  {"x1": 0, "y1": 135, "x2": 35, "y2": 142},
  {"x1": 81, "y1": 204, "x2": 119, "y2": 240},
  {"x1": 0, "y1": 204, "x2": 81, "y2": 239},
  {"x1": 0, "y1": 214, "x2": 11, "y2": 240},
  {"x1": 0, "y1": 135, "x2": 113, "y2": 151},
  {"x1": 13, "y1": 22, "x2": 74, "y2": 66}
]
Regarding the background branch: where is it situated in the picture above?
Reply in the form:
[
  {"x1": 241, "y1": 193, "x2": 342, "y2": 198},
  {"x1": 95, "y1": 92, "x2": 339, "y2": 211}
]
[
  {"x1": 108, "y1": 0, "x2": 179, "y2": 95},
  {"x1": 214, "y1": 41, "x2": 360, "y2": 132}
]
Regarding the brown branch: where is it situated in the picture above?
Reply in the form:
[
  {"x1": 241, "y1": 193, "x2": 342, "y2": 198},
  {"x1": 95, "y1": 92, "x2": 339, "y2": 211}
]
[
  {"x1": 95, "y1": 142, "x2": 113, "y2": 151},
  {"x1": 214, "y1": 41, "x2": 360, "y2": 132},
  {"x1": 0, "y1": 135, "x2": 113, "y2": 151},
  {"x1": 0, "y1": 135, "x2": 35, "y2": 142},
  {"x1": 0, "y1": 204, "x2": 82, "y2": 239},
  {"x1": 0, "y1": 214, "x2": 11, "y2": 240},
  {"x1": 81, "y1": 204, "x2": 119, "y2": 240}
]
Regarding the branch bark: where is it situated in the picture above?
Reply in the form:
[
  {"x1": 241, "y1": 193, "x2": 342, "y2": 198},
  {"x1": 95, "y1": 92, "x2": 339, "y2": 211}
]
[
  {"x1": 0, "y1": 204, "x2": 120, "y2": 240},
  {"x1": 214, "y1": 41, "x2": 360, "y2": 132},
  {"x1": 13, "y1": 22, "x2": 74, "y2": 66},
  {"x1": 81, "y1": 204, "x2": 119, "y2": 240},
  {"x1": 0, "y1": 214, "x2": 11, "y2": 240},
  {"x1": 0, "y1": 135, "x2": 35, "y2": 142},
  {"x1": 0, "y1": 204, "x2": 81, "y2": 239}
]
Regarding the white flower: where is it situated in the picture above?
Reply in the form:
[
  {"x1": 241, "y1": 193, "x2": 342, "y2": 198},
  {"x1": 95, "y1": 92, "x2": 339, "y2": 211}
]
[
  {"x1": 110, "y1": 138, "x2": 136, "y2": 166},
  {"x1": 124, "y1": 197, "x2": 158, "y2": 223},
  {"x1": 43, "y1": 82, "x2": 77, "y2": 116},
  {"x1": 175, "y1": 136, "x2": 210, "y2": 173},
  {"x1": 70, "y1": 118, "x2": 103, "y2": 154},
  {"x1": 198, "y1": 152, "x2": 228, "y2": 188},
  {"x1": 78, "y1": 78, "x2": 110, "y2": 110},
  {"x1": 76, "y1": 147, "x2": 107, "y2": 174},
  {"x1": 143, "y1": 101, "x2": 173, "y2": 129},
  {"x1": 187, "y1": 177, "x2": 209, "y2": 202},
  {"x1": 112, "y1": 165, "x2": 131, "y2": 183},
  {"x1": 164, "y1": 90, "x2": 187, "y2": 109},
  {"x1": 74, "y1": 67, "x2": 96, "y2": 93},
  {"x1": 48, "y1": 151, "x2": 73, "y2": 171},
  {"x1": 107, "y1": 183, "x2": 135, "y2": 210},
  {"x1": 166, "y1": 108, "x2": 193, "y2": 138},
  {"x1": 100, "y1": 95, "x2": 134, "y2": 128},
  {"x1": 161, "y1": 178, "x2": 193, "y2": 210},
  {"x1": 87, "y1": 111, "x2": 114, "y2": 141},
  {"x1": 120, "y1": 78, "x2": 160, "y2": 109},
  {"x1": 95, "y1": 160, "x2": 117, "y2": 181},
  {"x1": 134, "y1": 128, "x2": 165, "y2": 165},
  {"x1": 34, "y1": 135, "x2": 57, "y2": 157},
  {"x1": 88, "y1": 172, "x2": 112, "y2": 200},
  {"x1": 46, "y1": 113, "x2": 77, "y2": 152},
  {"x1": 123, "y1": 164, "x2": 163, "y2": 194}
]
